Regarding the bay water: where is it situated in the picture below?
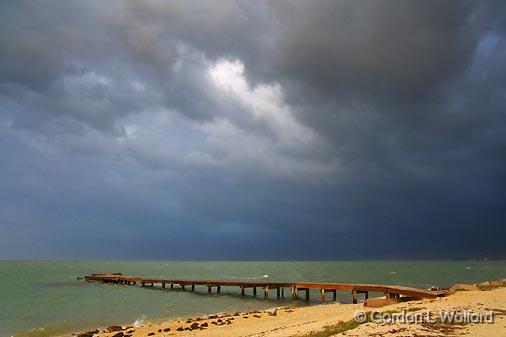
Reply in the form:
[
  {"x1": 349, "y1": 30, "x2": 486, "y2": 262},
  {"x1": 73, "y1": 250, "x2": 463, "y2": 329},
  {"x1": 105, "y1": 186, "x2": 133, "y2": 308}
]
[{"x1": 1, "y1": 260, "x2": 505, "y2": 337}]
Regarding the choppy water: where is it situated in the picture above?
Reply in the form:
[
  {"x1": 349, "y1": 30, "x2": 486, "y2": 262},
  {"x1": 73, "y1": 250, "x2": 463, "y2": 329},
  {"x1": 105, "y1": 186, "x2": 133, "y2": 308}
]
[{"x1": 1, "y1": 260, "x2": 505, "y2": 337}]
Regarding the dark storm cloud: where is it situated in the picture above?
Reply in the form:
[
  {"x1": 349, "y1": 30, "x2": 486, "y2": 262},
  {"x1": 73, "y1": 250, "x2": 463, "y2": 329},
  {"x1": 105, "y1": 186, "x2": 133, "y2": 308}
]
[{"x1": 0, "y1": 0, "x2": 505, "y2": 259}]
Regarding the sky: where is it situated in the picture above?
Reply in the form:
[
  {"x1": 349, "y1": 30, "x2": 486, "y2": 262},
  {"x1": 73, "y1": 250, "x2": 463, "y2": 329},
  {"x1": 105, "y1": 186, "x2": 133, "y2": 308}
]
[{"x1": 0, "y1": 1, "x2": 505, "y2": 260}]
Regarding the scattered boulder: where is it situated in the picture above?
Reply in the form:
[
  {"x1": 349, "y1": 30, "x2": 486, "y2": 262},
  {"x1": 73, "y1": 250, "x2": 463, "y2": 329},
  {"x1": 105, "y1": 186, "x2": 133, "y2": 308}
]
[
  {"x1": 190, "y1": 322, "x2": 200, "y2": 330},
  {"x1": 105, "y1": 326, "x2": 124, "y2": 333},
  {"x1": 111, "y1": 332, "x2": 123, "y2": 337},
  {"x1": 79, "y1": 329, "x2": 98, "y2": 337},
  {"x1": 201, "y1": 322, "x2": 208, "y2": 327},
  {"x1": 253, "y1": 314, "x2": 261, "y2": 318},
  {"x1": 157, "y1": 329, "x2": 162, "y2": 332},
  {"x1": 163, "y1": 327, "x2": 171, "y2": 332},
  {"x1": 76, "y1": 332, "x2": 95, "y2": 337},
  {"x1": 176, "y1": 326, "x2": 184, "y2": 331},
  {"x1": 147, "y1": 333, "x2": 155, "y2": 336}
]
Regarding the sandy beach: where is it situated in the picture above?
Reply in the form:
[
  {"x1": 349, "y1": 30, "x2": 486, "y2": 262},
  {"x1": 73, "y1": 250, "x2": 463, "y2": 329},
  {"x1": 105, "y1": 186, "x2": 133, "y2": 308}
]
[{"x1": 73, "y1": 283, "x2": 506, "y2": 337}]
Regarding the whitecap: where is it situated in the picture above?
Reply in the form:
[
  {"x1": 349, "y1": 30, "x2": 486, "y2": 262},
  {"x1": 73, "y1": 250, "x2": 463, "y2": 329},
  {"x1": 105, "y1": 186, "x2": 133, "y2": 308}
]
[
  {"x1": 133, "y1": 315, "x2": 146, "y2": 327},
  {"x1": 225, "y1": 274, "x2": 269, "y2": 280}
]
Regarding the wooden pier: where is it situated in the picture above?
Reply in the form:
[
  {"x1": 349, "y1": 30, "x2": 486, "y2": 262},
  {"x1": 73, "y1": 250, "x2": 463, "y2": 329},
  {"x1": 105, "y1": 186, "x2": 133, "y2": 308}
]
[{"x1": 83, "y1": 273, "x2": 446, "y2": 304}]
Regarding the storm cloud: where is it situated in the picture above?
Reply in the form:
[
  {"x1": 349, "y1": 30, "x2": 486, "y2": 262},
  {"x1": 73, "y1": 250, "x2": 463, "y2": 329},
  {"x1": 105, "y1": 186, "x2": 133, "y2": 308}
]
[{"x1": 0, "y1": 0, "x2": 505, "y2": 259}]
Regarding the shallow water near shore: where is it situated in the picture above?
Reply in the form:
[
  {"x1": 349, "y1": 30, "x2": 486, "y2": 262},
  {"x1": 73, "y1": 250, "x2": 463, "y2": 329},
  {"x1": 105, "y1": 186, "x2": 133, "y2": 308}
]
[{"x1": 1, "y1": 260, "x2": 505, "y2": 337}]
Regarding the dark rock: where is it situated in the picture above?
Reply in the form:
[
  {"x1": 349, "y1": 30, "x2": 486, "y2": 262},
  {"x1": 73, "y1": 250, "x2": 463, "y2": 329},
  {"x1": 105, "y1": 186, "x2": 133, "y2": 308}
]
[
  {"x1": 176, "y1": 326, "x2": 184, "y2": 331},
  {"x1": 106, "y1": 326, "x2": 124, "y2": 332},
  {"x1": 157, "y1": 329, "x2": 162, "y2": 332},
  {"x1": 163, "y1": 328, "x2": 171, "y2": 332},
  {"x1": 147, "y1": 333, "x2": 155, "y2": 336},
  {"x1": 201, "y1": 322, "x2": 208, "y2": 327},
  {"x1": 190, "y1": 322, "x2": 200, "y2": 330},
  {"x1": 126, "y1": 330, "x2": 135, "y2": 333},
  {"x1": 253, "y1": 315, "x2": 261, "y2": 318},
  {"x1": 233, "y1": 312, "x2": 241, "y2": 316},
  {"x1": 211, "y1": 321, "x2": 218, "y2": 325},
  {"x1": 243, "y1": 316, "x2": 249, "y2": 319},
  {"x1": 77, "y1": 332, "x2": 93, "y2": 337},
  {"x1": 76, "y1": 329, "x2": 99, "y2": 337},
  {"x1": 111, "y1": 332, "x2": 124, "y2": 337}
]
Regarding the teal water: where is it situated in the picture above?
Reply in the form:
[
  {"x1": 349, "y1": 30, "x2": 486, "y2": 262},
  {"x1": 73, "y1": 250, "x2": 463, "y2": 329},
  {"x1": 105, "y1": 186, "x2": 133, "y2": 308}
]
[{"x1": 1, "y1": 260, "x2": 505, "y2": 337}]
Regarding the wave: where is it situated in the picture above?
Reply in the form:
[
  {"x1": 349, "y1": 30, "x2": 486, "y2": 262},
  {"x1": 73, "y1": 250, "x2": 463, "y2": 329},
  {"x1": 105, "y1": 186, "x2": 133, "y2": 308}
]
[
  {"x1": 133, "y1": 315, "x2": 146, "y2": 327},
  {"x1": 225, "y1": 274, "x2": 269, "y2": 279}
]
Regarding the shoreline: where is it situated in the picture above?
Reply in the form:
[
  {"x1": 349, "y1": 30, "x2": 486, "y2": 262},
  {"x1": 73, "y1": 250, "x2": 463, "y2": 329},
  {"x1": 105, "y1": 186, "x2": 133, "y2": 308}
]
[{"x1": 64, "y1": 281, "x2": 506, "y2": 337}]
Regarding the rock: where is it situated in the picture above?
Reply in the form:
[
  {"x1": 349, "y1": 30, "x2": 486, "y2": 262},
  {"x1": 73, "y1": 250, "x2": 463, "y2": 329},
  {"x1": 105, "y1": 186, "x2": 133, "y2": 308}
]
[
  {"x1": 201, "y1": 322, "x2": 208, "y2": 327},
  {"x1": 163, "y1": 327, "x2": 171, "y2": 332},
  {"x1": 76, "y1": 329, "x2": 99, "y2": 337},
  {"x1": 111, "y1": 332, "x2": 124, "y2": 337},
  {"x1": 147, "y1": 333, "x2": 155, "y2": 336},
  {"x1": 233, "y1": 312, "x2": 241, "y2": 316},
  {"x1": 211, "y1": 321, "x2": 218, "y2": 325},
  {"x1": 105, "y1": 326, "x2": 124, "y2": 333},
  {"x1": 176, "y1": 326, "x2": 184, "y2": 331},
  {"x1": 243, "y1": 316, "x2": 249, "y2": 319},
  {"x1": 157, "y1": 329, "x2": 162, "y2": 332},
  {"x1": 190, "y1": 322, "x2": 200, "y2": 330},
  {"x1": 253, "y1": 315, "x2": 261, "y2": 318},
  {"x1": 126, "y1": 330, "x2": 135, "y2": 333}
]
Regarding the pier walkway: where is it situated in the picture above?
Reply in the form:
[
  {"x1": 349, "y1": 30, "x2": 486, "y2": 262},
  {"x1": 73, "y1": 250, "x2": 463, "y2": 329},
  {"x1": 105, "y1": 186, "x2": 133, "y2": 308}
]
[{"x1": 83, "y1": 273, "x2": 446, "y2": 303}]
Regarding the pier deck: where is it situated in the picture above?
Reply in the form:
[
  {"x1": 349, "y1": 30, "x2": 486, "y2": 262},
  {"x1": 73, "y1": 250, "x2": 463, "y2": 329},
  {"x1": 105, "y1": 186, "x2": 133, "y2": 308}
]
[{"x1": 83, "y1": 273, "x2": 446, "y2": 303}]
